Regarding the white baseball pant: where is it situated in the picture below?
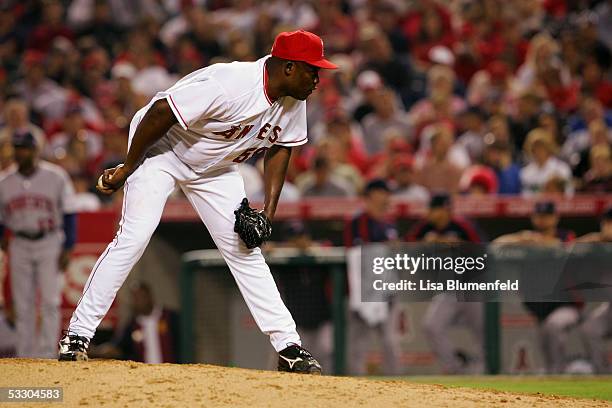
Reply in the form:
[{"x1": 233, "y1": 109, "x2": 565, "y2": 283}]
[
  {"x1": 422, "y1": 293, "x2": 485, "y2": 374},
  {"x1": 68, "y1": 150, "x2": 300, "y2": 352},
  {"x1": 10, "y1": 233, "x2": 63, "y2": 358},
  {"x1": 538, "y1": 305, "x2": 580, "y2": 374},
  {"x1": 580, "y1": 302, "x2": 612, "y2": 374}
]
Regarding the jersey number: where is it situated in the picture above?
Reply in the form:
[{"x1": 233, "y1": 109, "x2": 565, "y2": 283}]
[
  {"x1": 39, "y1": 218, "x2": 56, "y2": 232},
  {"x1": 233, "y1": 147, "x2": 268, "y2": 163}
]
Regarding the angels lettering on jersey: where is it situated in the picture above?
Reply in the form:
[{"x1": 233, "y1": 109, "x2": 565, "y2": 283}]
[
  {"x1": 131, "y1": 56, "x2": 308, "y2": 173},
  {"x1": 211, "y1": 122, "x2": 282, "y2": 163}
]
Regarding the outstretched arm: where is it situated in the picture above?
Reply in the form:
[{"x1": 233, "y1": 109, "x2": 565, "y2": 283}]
[
  {"x1": 262, "y1": 145, "x2": 291, "y2": 219},
  {"x1": 97, "y1": 99, "x2": 177, "y2": 194}
]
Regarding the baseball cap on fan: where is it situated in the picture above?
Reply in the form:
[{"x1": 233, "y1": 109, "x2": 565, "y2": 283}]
[
  {"x1": 271, "y1": 30, "x2": 338, "y2": 69},
  {"x1": 12, "y1": 130, "x2": 38, "y2": 149},
  {"x1": 534, "y1": 201, "x2": 556, "y2": 214}
]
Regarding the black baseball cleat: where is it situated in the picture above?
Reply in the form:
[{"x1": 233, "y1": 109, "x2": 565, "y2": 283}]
[
  {"x1": 58, "y1": 331, "x2": 90, "y2": 361},
  {"x1": 278, "y1": 344, "x2": 322, "y2": 374}
]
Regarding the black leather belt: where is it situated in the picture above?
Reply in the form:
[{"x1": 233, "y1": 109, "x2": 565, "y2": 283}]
[{"x1": 15, "y1": 231, "x2": 47, "y2": 240}]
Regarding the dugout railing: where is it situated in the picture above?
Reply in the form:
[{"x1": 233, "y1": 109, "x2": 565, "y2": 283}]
[
  {"x1": 179, "y1": 246, "x2": 507, "y2": 375},
  {"x1": 179, "y1": 243, "x2": 612, "y2": 375}
]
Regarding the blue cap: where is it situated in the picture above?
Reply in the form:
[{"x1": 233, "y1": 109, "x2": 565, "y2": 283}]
[
  {"x1": 364, "y1": 178, "x2": 390, "y2": 194},
  {"x1": 12, "y1": 130, "x2": 37, "y2": 148},
  {"x1": 534, "y1": 201, "x2": 556, "y2": 214},
  {"x1": 429, "y1": 193, "x2": 451, "y2": 209}
]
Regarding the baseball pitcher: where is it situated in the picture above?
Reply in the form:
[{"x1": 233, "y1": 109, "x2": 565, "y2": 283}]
[{"x1": 59, "y1": 30, "x2": 337, "y2": 374}]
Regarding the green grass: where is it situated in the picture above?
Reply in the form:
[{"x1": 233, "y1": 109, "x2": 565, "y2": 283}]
[{"x1": 404, "y1": 376, "x2": 612, "y2": 401}]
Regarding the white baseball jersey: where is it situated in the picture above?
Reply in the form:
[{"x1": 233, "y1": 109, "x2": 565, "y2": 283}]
[
  {"x1": 69, "y1": 56, "x2": 308, "y2": 354},
  {"x1": 0, "y1": 161, "x2": 76, "y2": 234},
  {"x1": 131, "y1": 55, "x2": 308, "y2": 173}
]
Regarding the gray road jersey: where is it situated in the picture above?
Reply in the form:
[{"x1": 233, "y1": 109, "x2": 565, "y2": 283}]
[{"x1": 0, "y1": 161, "x2": 76, "y2": 234}]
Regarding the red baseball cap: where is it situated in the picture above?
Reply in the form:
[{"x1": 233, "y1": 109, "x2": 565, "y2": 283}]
[{"x1": 271, "y1": 30, "x2": 338, "y2": 69}]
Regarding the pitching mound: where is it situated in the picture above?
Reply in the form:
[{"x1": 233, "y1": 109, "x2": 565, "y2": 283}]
[{"x1": 0, "y1": 359, "x2": 608, "y2": 407}]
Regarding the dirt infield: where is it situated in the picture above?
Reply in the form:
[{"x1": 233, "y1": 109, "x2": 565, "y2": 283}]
[{"x1": 0, "y1": 359, "x2": 609, "y2": 408}]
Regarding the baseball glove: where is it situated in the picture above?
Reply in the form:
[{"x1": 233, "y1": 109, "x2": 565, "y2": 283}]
[{"x1": 234, "y1": 198, "x2": 272, "y2": 249}]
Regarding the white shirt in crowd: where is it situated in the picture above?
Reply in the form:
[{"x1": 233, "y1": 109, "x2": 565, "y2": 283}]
[{"x1": 520, "y1": 156, "x2": 573, "y2": 196}]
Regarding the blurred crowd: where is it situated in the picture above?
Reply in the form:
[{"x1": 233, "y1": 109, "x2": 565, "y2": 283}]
[{"x1": 1, "y1": 0, "x2": 612, "y2": 209}]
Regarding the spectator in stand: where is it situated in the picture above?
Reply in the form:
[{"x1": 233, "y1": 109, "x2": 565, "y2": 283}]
[
  {"x1": 72, "y1": 173, "x2": 102, "y2": 212},
  {"x1": 251, "y1": 10, "x2": 277, "y2": 58},
  {"x1": 574, "y1": 12, "x2": 612, "y2": 79},
  {"x1": 483, "y1": 139, "x2": 522, "y2": 195},
  {"x1": 494, "y1": 201, "x2": 580, "y2": 374},
  {"x1": 45, "y1": 38, "x2": 80, "y2": 88},
  {"x1": 68, "y1": 0, "x2": 167, "y2": 29},
  {"x1": 466, "y1": 61, "x2": 513, "y2": 114},
  {"x1": 45, "y1": 104, "x2": 103, "y2": 165},
  {"x1": 406, "y1": 2, "x2": 456, "y2": 69},
  {"x1": 71, "y1": 0, "x2": 124, "y2": 54},
  {"x1": 361, "y1": 87, "x2": 412, "y2": 155},
  {"x1": 567, "y1": 97, "x2": 612, "y2": 137},
  {"x1": 225, "y1": 30, "x2": 257, "y2": 62},
  {"x1": 14, "y1": 51, "x2": 69, "y2": 122},
  {"x1": 581, "y1": 144, "x2": 612, "y2": 193},
  {"x1": 563, "y1": 119, "x2": 612, "y2": 179},
  {"x1": 390, "y1": 156, "x2": 429, "y2": 203},
  {"x1": 110, "y1": 62, "x2": 147, "y2": 120},
  {"x1": 514, "y1": 33, "x2": 579, "y2": 113},
  {"x1": 352, "y1": 70, "x2": 383, "y2": 124},
  {"x1": 580, "y1": 57, "x2": 612, "y2": 108},
  {"x1": 316, "y1": 137, "x2": 364, "y2": 195},
  {"x1": 509, "y1": 92, "x2": 543, "y2": 153},
  {"x1": 26, "y1": 0, "x2": 74, "y2": 53},
  {"x1": 487, "y1": 114, "x2": 514, "y2": 147},
  {"x1": 414, "y1": 123, "x2": 465, "y2": 194},
  {"x1": 520, "y1": 128, "x2": 573, "y2": 196},
  {"x1": 401, "y1": 1, "x2": 454, "y2": 67},
  {"x1": 541, "y1": 176, "x2": 568, "y2": 196},
  {"x1": 77, "y1": 47, "x2": 113, "y2": 105},
  {"x1": 118, "y1": 29, "x2": 176, "y2": 98},
  {"x1": 0, "y1": 6, "x2": 23, "y2": 75},
  {"x1": 173, "y1": 41, "x2": 205, "y2": 78},
  {"x1": 559, "y1": 28, "x2": 583, "y2": 80},
  {"x1": 161, "y1": 3, "x2": 219, "y2": 56},
  {"x1": 297, "y1": 156, "x2": 355, "y2": 198},
  {"x1": 90, "y1": 123, "x2": 128, "y2": 179},
  {"x1": 406, "y1": 193, "x2": 485, "y2": 374},
  {"x1": 311, "y1": 0, "x2": 357, "y2": 54},
  {"x1": 459, "y1": 165, "x2": 498, "y2": 196},
  {"x1": 324, "y1": 114, "x2": 368, "y2": 174},
  {"x1": 457, "y1": 106, "x2": 488, "y2": 163},
  {"x1": 409, "y1": 64, "x2": 466, "y2": 138},
  {"x1": 596, "y1": 0, "x2": 612, "y2": 51},
  {"x1": 365, "y1": 1, "x2": 408, "y2": 55},
  {"x1": 537, "y1": 110, "x2": 563, "y2": 147},
  {"x1": 0, "y1": 98, "x2": 46, "y2": 147},
  {"x1": 367, "y1": 130, "x2": 413, "y2": 180},
  {"x1": 359, "y1": 24, "x2": 422, "y2": 109},
  {"x1": 266, "y1": 0, "x2": 318, "y2": 32}
]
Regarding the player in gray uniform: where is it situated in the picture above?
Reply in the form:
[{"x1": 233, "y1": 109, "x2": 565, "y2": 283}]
[
  {"x1": 577, "y1": 208, "x2": 612, "y2": 374},
  {"x1": 0, "y1": 131, "x2": 77, "y2": 358}
]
